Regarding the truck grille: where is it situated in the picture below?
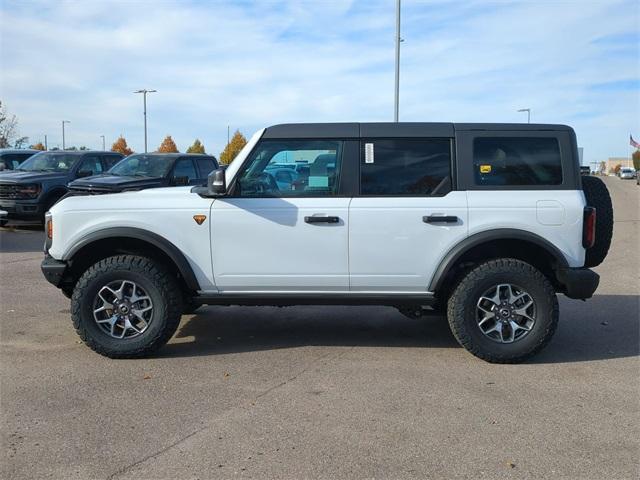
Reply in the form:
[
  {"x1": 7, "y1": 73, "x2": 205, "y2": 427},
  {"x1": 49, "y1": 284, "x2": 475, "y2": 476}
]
[{"x1": 0, "y1": 183, "x2": 18, "y2": 199}]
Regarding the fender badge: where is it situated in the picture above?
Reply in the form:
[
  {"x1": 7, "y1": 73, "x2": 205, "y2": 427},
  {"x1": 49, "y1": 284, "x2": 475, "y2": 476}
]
[{"x1": 193, "y1": 214, "x2": 207, "y2": 225}]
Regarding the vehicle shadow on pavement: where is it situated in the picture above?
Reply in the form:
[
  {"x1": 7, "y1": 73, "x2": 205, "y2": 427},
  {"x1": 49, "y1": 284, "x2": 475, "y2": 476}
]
[
  {"x1": 0, "y1": 226, "x2": 44, "y2": 253},
  {"x1": 161, "y1": 294, "x2": 639, "y2": 364},
  {"x1": 162, "y1": 305, "x2": 458, "y2": 357}
]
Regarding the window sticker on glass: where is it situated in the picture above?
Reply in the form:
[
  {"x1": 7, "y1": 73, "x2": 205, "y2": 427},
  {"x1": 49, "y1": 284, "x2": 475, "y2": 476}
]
[
  {"x1": 480, "y1": 164, "x2": 492, "y2": 174},
  {"x1": 365, "y1": 143, "x2": 374, "y2": 163},
  {"x1": 308, "y1": 176, "x2": 329, "y2": 188}
]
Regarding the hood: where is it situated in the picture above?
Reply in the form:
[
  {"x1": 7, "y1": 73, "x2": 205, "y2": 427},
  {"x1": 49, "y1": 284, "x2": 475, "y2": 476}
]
[
  {"x1": 68, "y1": 174, "x2": 166, "y2": 192},
  {"x1": 0, "y1": 170, "x2": 69, "y2": 183}
]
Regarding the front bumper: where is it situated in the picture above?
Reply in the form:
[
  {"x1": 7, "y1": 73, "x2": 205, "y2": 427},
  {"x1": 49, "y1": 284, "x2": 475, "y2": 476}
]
[
  {"x1": 41, "y1": 255, "x2": 68, "y2": 288},
  {"x1": 556, "y1": 267, "x2": 600, "y2": 299},
  {"x1": 0, "y1": 199, "x2": 44, "y2": 218}
]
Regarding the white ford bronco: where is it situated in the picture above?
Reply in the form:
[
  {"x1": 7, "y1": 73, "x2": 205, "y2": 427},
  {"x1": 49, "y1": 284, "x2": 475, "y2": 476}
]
[{"x1": 41, "y1": 123, "x2": 613, "y2": 363}]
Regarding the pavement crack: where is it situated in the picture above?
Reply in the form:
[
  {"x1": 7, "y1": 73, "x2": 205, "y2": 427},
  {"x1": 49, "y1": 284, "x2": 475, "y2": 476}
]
[{"x1": 106, "y1": 427, "x2": 206, "y2": 480}]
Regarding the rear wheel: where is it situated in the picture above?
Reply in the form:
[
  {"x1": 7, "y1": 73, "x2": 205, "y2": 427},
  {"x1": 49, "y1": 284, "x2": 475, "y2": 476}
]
[
  {"x1": 71, "y1": 255, "x2": 183, "y2": 358},
  {"x1": 447, "y1": 258, "x2": 558, "y2": 363}
]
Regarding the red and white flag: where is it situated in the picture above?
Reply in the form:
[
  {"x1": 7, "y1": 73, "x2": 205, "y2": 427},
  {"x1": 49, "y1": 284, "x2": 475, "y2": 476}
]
[{"x1": 631, "y1": 134, "x2": 640, "y2": 149}]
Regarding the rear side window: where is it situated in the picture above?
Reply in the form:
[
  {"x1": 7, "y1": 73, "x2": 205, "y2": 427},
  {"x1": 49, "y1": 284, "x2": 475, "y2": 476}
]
[
  {"x1": 360, "y1": 139, "x2": 451, "y2": 196},
  {"x1": 473, "y1": 137, "x2": 562, "y2": 186}
]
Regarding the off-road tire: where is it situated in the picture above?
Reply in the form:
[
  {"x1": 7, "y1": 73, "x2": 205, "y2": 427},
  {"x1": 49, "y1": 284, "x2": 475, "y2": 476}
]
[
  {"x1": 71, "y1": 255, "x2": 183, "y2": 358},
  {"x1": 581, "y1": 176, "x2": 613, "y2": 267},
  {"x1": 447, "y1": 258, "x2": 559, "y2": 363}
]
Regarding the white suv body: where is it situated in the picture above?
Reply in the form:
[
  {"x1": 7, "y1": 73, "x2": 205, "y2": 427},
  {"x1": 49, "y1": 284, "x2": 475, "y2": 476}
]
[{"x1": 42, "y1": 123, "x2": 610, "y2": 363}]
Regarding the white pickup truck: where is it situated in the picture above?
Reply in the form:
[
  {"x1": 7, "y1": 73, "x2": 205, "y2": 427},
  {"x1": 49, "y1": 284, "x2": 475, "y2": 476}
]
[{"x1": 41, "y1": 123, "x2": 613, "y2": 363}]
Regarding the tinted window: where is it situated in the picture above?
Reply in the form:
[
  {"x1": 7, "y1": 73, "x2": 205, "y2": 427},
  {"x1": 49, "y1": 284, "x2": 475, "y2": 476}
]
[
  {"x1": 473, "y1": 137, "x2": 562, "y2": 186},
  {"x1": 102, "y1": 154, "x2": 122, "y2": 170},
  {"x1": 236, "y1": 139, "x2": 342, "y2": 197},
  {"x1": 195, "y1": 157, "x2": 216, "y2": 177},
  {"x1": 360, "y1": 139, "x2": 451, "y2": 195},
  {"x1": 172, "y1": 158, "x2": 197, "y2": 180},
  {"x1": 78, "y1": 156, "x2": 103, "y2": 175}
]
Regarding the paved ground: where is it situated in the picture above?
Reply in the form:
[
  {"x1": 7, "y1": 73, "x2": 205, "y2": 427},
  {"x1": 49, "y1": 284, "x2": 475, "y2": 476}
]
[{"x1": 1, "y1": 177, "x2": 638, "y2": 479}]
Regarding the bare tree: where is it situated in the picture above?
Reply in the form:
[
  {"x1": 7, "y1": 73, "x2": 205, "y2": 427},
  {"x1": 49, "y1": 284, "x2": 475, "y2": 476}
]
[{"x1": 0, "y1": 101, "x2": 28, "y2": 148}]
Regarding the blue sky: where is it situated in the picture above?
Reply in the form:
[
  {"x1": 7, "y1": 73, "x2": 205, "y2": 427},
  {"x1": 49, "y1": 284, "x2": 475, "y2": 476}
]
[{"x1": 1, "y1": 0, "x2": 638, "y2": 165}]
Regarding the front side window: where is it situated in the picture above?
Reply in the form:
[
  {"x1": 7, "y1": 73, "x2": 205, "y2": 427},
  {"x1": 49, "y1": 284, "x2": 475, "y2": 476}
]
[
  {"x1": 172, "y1": 158, "x2": 197, "y2": 180},
  {"x1": 236, "y1": 139, "x2": 342, "y2": 197},
  {"x1": 360, "y1": 138, "x2": 452, "y2": 195},
  {"x1": 78, "y1": 156, "x2": 103, "y2": 175},
  {"x1": 473, "y1": 137, "x2": 562, "y2": 186}
]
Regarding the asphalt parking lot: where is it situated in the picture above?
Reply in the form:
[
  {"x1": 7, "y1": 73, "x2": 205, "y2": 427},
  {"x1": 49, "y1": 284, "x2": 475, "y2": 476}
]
[{"x1": 1, "y1": 176, "x2": 638, "y2": 479}]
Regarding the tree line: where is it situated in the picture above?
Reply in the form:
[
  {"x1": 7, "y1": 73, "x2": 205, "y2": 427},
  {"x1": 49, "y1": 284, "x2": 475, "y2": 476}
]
[
  {"x1": 109, "y1": 131, "x2": 247, "y2": 164},
  {"x1": 1, "y1": 100, "x2": 248, "y2": 165}
]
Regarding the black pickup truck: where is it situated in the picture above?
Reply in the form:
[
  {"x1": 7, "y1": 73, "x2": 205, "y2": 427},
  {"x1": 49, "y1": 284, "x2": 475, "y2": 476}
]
[
  {"x1": 0, "y1": 150, "x2": 123, "y2": 225},
  {"x1": 67, "y1": 153, "x2": 218, "y2": 194}
]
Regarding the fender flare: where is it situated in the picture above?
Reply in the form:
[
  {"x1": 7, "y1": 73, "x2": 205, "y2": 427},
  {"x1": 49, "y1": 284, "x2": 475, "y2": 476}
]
[
  {"x1": 63, "y1": 227, "x2": 200, "y2": 291},
  {"x1": 428, "y1": 229, "x2": 569, "y2": 292}
]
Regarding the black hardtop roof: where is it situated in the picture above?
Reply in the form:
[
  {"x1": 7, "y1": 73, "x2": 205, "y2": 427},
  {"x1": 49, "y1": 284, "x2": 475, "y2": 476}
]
[{"x1": 263, "y1": 122, "x2": 573, "y2": 139}]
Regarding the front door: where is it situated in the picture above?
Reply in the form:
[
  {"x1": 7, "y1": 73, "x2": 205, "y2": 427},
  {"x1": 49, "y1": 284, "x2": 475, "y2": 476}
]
[
  {"x1": 349, "y1": 137, "x2": 468, "y2": 292},
  {"x1": 211, "y1": 138, "x2": 351, "y2": 292}
]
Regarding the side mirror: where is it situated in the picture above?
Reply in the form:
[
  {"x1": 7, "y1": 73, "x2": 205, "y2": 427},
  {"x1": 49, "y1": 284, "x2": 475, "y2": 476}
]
[
  {"x1": 207, "y1": 168, "x2": 226, "y2": 196},
  {"x1": 171, "y1": 175, "x2": 189, "y2": 186},
  {"x1": 77, "y1": 170, "x2": 93, "y2": 178}
]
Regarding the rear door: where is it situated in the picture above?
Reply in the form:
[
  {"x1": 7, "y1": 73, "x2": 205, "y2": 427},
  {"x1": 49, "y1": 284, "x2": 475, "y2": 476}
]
[
  {"x1": 211, "y1": 138, "x2": 355, "y2": 292},
  {"x1": 349, "y1": 136, "x2": 468, "y2": 292}
]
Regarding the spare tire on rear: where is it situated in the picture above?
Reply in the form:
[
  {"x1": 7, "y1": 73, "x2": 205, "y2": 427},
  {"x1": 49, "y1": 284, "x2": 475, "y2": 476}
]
[{"x1": 581, "y1": 176, "x2": 613, "y2": 268}]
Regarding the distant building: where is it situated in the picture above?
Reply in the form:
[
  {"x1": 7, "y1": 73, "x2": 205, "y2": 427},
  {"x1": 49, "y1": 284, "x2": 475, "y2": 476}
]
[{"x1": 604, "y1": 157, "x2": 631, "y2": 173}]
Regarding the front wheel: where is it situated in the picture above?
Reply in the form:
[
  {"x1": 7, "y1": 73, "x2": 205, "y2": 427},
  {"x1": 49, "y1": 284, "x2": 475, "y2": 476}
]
[
  {"x1": 71, "y1": 255, "x2": 183, "y2": 358},
  {"x1": 447, "y1": 259, "x2": 558, "y2": 363}
]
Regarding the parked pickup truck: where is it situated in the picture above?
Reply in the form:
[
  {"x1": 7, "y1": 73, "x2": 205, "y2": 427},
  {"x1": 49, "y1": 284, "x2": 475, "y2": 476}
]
[
  {"x1": 67, "y1": 153, "x2": 218, "y2": 194},
  {"x1": 41, "y1": 123, "x2": 613, "y2": 363},
  {"x1": 0, "y1": 150, "x2": 123, "y2": 224}
]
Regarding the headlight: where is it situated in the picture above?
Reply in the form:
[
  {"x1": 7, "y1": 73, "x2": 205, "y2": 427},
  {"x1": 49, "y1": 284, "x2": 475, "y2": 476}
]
[{"x1": 17, "y1": 183, "x2": 41, "y2": 199}]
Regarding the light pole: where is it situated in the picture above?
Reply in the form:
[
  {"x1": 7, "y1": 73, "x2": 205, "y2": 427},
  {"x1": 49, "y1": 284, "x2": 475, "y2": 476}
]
[
  {"x1": 134, "y1": 89, "x2": 157, "y2": 153},
  {"x1": 61, "y1": 121, "x2": 70, "y2": 150},
  {"x1": 100, "y1": 135, "x2": 106, "y2": 151},
  {"x1": 517, "y1": 108, "x2": 531, "y2": 123},
  {"x1": 394, "y1": 0, "x2": 402, "y2": 122},
  {"x1": 44, "y1": 135, "x2": 48, "y2": 151}
]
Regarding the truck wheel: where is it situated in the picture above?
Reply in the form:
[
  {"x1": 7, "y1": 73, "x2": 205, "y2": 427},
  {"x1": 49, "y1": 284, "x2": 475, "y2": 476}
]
[
  {"x1": 581, "y1": 176, "x2": 613, "y2": 267},
  {"x1": 71, "y1": 255, "x2": 183, "y2": 358},
  {"x1": 447, "y1": 258, "x2": 558, "y2": 363},
  {"x1": 0, "y1": 219, "x2": 7, "y2": 227}
]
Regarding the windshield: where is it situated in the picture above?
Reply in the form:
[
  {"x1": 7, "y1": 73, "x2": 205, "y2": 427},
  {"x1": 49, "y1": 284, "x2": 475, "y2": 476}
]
[
  {"x1": 16, "y1": 152, "x2": 77, "y2": 172},
  {"x1": 109, "y1": 154, "x2": 175, "y2": 177}
]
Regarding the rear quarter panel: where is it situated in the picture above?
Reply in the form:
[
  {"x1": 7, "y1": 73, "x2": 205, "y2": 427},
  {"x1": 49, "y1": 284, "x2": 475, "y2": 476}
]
[{"x1": 466, "y1": 190, "x2": 586, "y2": 267}]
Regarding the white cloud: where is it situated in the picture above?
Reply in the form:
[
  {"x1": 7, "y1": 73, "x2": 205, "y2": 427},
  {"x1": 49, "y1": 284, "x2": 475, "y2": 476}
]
[{"x1": 0, "y1": 0, "x2": 638, "y2": 163}]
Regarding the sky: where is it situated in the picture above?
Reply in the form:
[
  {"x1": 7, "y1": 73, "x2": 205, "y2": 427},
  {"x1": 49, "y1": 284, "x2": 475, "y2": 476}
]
[{"x1": 1, "y1": 0, "x2": 638, "y2": 165}]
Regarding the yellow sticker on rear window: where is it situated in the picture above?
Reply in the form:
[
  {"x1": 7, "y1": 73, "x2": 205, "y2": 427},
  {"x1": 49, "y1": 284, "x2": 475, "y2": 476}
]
[{"x1": 480, "y1": 165, "x2": 492, "y2": 174}]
